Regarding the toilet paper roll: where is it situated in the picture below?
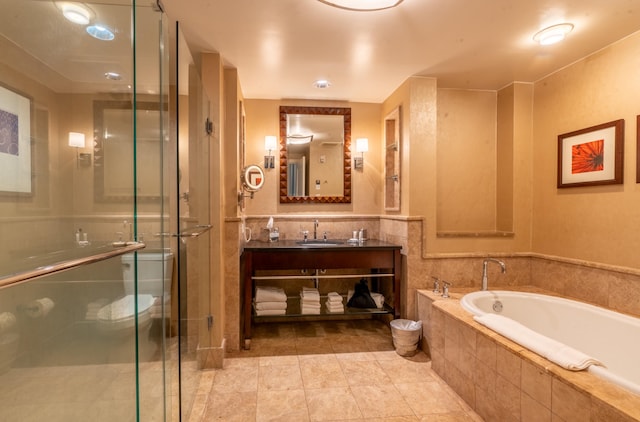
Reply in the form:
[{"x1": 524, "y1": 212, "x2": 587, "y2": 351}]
[
  {"x1": 0, "y1": 313, "x2": 16, "y2": 332},
  {"x1": 25, "y1": 298, "x2": 55, "y2": 318}
]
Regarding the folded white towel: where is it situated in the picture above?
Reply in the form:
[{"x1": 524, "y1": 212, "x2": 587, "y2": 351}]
[
  {"x1": 325, "y1": 302, "x2": 344, "y2": 313},
  {"x1": 301, "y1": 288, "x2": 320, "y2": 299},
  {"x1": 300, "y1": 301, "x2": 321, "y2": 309},
  {"x1": 327, "y1": 292, "x2": 343, "y2": 303},
  {"x1": 255, "y1": 309, "x2": 287, "y2": 316},
  {"x1": 301, "y1": 306, "x2": 320, "y2": 315},
  {"x1": 255, "y1": 287, "x2": 287, "y2": 303},
  {"x1": 253, "y1": 301, "x2": 288, "y2": 311},
  {"x1": 371, "y1": 293, "x2": 385, "y2": 309},
  {"x1": 300, "y1": 294, "x2": 320, "y2": 302},
  {"x1": 473, "y1": 313, "x2": 604, "y2": 371}
]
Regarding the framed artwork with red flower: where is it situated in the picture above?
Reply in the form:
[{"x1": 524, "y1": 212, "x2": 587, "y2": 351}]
[{"x1": 557, "y1": 119, "x2": 624, "y2": 188}]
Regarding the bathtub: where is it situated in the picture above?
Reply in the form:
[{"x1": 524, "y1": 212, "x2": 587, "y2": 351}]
[{"x1": 460, "y1": 290, "x2": 640, "y2": 396}]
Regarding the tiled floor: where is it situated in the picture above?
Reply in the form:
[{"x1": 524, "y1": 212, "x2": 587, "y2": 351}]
[{"x1": 189, "y1": 319, "x2": 483, "y2": 421}]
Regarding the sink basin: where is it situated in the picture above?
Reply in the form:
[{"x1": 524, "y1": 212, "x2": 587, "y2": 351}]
[{"x1": 296, "y1": 239, "x2": 344, "y2": 246}]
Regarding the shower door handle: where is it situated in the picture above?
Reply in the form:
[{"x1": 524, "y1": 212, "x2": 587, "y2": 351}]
[{"x1": 156, "y1": 224, "x2": 212, "y2": 239}]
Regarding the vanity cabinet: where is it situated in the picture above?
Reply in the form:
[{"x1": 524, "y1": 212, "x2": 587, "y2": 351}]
[{"x1": 241, "y1": 240, "x2": 402, "y2": 349}]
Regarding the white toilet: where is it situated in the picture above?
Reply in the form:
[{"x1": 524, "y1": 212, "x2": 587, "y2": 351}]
[{"x1": 96, "y1": 251, "x2": 174, "y2": 362}]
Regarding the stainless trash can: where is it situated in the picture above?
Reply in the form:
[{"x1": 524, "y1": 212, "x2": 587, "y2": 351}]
[{"x1": 390, "y1": 319, "x2": 422, "y2": 357}]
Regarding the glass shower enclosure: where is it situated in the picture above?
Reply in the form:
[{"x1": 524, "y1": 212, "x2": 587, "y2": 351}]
[{"x1": 0, "y1": 1, "x2": 174, "y2": 420}]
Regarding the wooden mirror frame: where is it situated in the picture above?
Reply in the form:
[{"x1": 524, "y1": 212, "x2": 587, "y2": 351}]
[{"x1": 279, "y1": 106, "x2": 351, "y2": 203}]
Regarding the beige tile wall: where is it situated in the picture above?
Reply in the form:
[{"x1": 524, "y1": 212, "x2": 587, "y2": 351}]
[{"x1": 225, "y1": 216, "x2": 640, "y2": 352}]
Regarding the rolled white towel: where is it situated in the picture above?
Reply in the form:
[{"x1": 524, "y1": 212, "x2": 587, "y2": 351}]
[
  {"x1": 25, "y1": 298, "x2": 55, "y2": 318},
  {"x1": 253, "y1": 301, "x2": 288, "y2": 311},
  {"x1": 255, "y1": 287, "x2": 287, "y2": 303},
  {"x1": 0, "y1": 312, "x2": 16, "y2": 332}
]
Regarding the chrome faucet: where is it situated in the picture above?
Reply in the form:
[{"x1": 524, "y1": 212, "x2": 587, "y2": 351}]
[
  {"x1": 313, "y1": 219, "x2": 319, "y2": 239},
  {"x1": 481, "y1": 258, "x2": 506, "y2": 291}
]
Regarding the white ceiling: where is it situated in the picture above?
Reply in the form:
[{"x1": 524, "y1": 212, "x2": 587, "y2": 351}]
[{"x1": 162, "y1": 0, "x2": 640, "y2": 103}]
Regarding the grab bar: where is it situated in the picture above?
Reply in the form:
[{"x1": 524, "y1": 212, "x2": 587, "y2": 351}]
[
  {"x1": 156, "y1": 224, "x2": 212, "y2": 239},
  {"x1": 0, "y1": 242, "x2": 146, "y2": 290}
]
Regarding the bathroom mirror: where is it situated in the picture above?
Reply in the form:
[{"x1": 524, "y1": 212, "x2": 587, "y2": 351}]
[
  {"x1": 384, "y1": 106, "x2": 401, "y2": 211},
  {"x1": 241, "y1": 164, "x2": 265, "y2": 192},
  {"x1": 94, "y1": 100, "x2": 164, "y2": 202},
  {"x1": 279, "y1": 106, "x2": 351, "y2": 203}
]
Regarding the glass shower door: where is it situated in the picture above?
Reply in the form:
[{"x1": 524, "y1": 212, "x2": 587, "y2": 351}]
[{"x1": 173, "y1": 24, "x2": 212, "y2": 421}]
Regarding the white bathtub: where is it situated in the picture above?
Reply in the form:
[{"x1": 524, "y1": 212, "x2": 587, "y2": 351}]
[{"x1": 460, "y1": 290, "x2": 640, "y2": 396}]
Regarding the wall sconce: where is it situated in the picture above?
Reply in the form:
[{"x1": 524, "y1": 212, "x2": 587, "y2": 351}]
[
  {"x1": 68, "y1": 132, "x2": 91, "y2": 167},
  {"x1": 264, "y1": 135, "x2": 277, "y2": 169},
  {"x1": 354, "y1": 138, "x2": 368, "y2": 170}
]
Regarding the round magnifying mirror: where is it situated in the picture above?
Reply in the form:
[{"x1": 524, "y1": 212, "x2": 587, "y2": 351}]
[{"x1": 241, "y1": 164, "x2": 265, "y2": 192}]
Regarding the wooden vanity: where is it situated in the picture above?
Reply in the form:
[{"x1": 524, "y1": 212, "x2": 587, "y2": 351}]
[{"x1": 241, "y1": 240, "x2": 402, "y2": 349}]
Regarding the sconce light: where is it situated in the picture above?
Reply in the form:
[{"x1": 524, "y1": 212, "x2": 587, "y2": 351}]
[
  {"x1": 68, "y1": 132, "x2": 91, "y2": 167},
  {"x1": 354, "y1": 138, "x2": 368, "y2": 170},
  {"x1": 264, "y1": 135, "x2": 277, "y2": 169}
]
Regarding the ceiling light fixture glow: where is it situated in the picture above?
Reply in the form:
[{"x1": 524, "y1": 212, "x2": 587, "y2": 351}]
[
  {"x1": 313, "y1": 79, "x2": 331, "y2": 89},
  {"x1": 286, "y1": 134, "x2": 314, "y2": 145},
  {"x1": 86, "y1": 24, "x2": 115, "y2": 41},
  {"x1": 533, "y1": 23, "x2": 574, "y2": 46},
  {"x1": 56, "y1": 2, "x2": 94, "y2": 25},
  {"x1": 317, "y1": 0, "x2": 403, "y2": 11},
  {"x1": 104, "y1": 72, "x2": 122, "y2": 81}
]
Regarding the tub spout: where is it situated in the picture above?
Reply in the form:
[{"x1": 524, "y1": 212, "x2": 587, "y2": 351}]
[{"x1": 481, "y1": 258, "x2": 506, "y2": 291}]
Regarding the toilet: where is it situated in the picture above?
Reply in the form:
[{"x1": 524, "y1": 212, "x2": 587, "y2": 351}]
[{"x1": 96, "y1": 251, "x2": 174, "y2": 362}]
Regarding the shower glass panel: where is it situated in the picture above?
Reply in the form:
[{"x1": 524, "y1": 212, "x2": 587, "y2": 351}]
[
  {"x1": 173, "y1": 23, "x2": 213, "y2": 420},
  {"x1": 0, "y1": 1, "x2": 170, "y2": 421}
]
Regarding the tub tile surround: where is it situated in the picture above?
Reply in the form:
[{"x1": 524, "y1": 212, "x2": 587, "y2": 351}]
[{"x1": 417, "y1": 289, "x2": 640, "y2": 422}]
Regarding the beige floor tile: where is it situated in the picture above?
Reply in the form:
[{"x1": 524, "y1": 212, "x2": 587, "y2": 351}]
[
  {"x1": 260, "y1": 354, "x2": 299, "y2": 366},
  {"x1": 395, "y1": 382, "x2": 465, "y2": 415},
  {"x1": 330, "y1": 335, "x2": 372, "y2": 353},
  {"x1": 305, "y1": 386, "x2": 363, "y2": 421},
  {"x1": 334, "y1": 351, "x2": 376, "y2": 361},
  {"x1": 340, "y1": 359, "x2": 392, "y2": 386},
  {"x1": 351, "y1": 384, "x2": 415, "y2": 418},
  {"x1": 203, "y1": 391, "x2": 257, "y2": 421},
  {"x1": 258, "y1": 364, "x2": 304, "y2": 391},
  {"x1": 256, "y1": 389, "x2": 310, "y2": 422},
  {"x1": 211, "y1": 365, "x2": 259, "y2": 393},
  {"x1": 296, "y1": 337, "x2": 334, "y2": 355},
  {"x1": 202, "y1": 320, "x2": 481, "y2": 421},
  {"x1": 300, "y1": 359, "x2": 349, "y2": 389},
  {"x1": 378, "y1": 358, "x2": 437, "y2": 384}
]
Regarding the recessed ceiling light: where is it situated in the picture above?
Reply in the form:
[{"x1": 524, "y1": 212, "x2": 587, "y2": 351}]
[
  {"x1": 533, "y1": 23, "x2": 574, "y2": 46},
  {"x1": 104, "y1": 72, "x2": 122, "y2": 80},
  {"x1": 55, "y1": 2, "x2": 94, "y2": 25},
  {"x1": 313, "y1": 79, "x2": 331, "y2": 89},
  {"x1": 318, "y1": 0, "x2": 403, "y2": 11},
  {"x1": 86, "y1": 24, "x2": 115, "y2": 41}
]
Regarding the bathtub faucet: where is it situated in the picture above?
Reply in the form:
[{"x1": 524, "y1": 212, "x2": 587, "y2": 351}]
[{"x1": 481, "y1": 258, "x2": 506, "y2": 291}]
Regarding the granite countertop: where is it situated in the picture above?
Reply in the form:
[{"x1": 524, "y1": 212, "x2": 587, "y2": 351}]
[{"x1": 243, "y1": 239, "x2": 401, "y2": 251}]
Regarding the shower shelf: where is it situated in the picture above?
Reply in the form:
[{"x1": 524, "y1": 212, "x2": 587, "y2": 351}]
[{"x1": 0, "y1": 242, "x2": 145, "y2": 290}]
